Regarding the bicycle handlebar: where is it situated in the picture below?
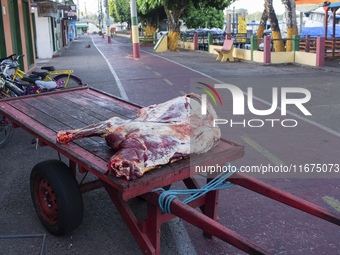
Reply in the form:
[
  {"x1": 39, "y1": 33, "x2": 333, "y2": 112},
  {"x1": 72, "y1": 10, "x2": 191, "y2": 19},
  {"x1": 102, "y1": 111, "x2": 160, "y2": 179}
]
[
  {"x1": 15, "y1": 55, "x2": 25, "y2": 62},
  {"x1": 0, "y1": 54, "x2": 25, "y2": 63},
  {"x1": 0, "y1": 54, "x2": 16, "y2": 62}
]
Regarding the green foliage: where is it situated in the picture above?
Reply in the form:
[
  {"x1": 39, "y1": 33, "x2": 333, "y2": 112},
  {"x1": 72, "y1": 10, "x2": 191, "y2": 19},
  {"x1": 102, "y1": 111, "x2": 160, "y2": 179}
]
[
  {"x1": 109, "y1": 0, "x2": 118, "y2": 20},
  {"x1": 137, "y1": 0, "x2": 236, "y2": 32},
  {"x1": 137, "y1": 0, "x2": 162, "y2": 15},
  {"x1": 137, "y1": 0, "x2": 161, "y2": 10},
  {"x1": 182, "y1": 5, "x2": 224, "y2": 29},
  {"x1": 109, "y1": 0, "x2": 130, "y2": 23},
  {"x1": 245, "y1": 11, "x2": 263, "y2": 22},
  {"x1": 138, "y1": 0, "x2": 235, "y2": 13},
  {"x1": 87, "y1": 13, "x2": 99, "y2": 25},
  {"x1": 245, "y1": 11, "x2": 284, "y2": 23},
  {"x1": 138, "y1": 5, "x2": 167, "y2": 27}
]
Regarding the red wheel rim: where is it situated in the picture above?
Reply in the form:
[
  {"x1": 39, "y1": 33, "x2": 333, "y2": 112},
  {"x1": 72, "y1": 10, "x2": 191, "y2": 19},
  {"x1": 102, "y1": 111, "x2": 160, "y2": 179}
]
[{"x1": 34, "y1": 176, "x2": 59, "y2": 225}]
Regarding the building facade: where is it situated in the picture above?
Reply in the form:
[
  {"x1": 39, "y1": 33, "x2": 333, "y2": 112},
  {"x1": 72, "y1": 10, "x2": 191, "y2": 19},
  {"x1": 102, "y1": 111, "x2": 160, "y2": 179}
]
[
  {"x1": 30, "y1": 1, "x2": 75, "y2": 59},
  {"x1": 1, "y1": 0, "x2": 75, "y2": 72},
  {"x1": 1, "y1": 0, "x2": 36, "y2": 72}
]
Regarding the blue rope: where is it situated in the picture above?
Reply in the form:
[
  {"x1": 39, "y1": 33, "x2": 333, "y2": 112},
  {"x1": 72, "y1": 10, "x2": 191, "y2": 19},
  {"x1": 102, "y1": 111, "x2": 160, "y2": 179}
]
[{"x1": 153, "y1": 163, "x2": 239, "y2": 215}]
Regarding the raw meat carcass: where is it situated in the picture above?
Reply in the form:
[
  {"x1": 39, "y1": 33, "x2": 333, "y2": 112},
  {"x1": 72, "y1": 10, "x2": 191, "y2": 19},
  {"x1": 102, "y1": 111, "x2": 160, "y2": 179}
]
[{"x1": 56, "y1": 94, "x2": 220, "y2": 180}]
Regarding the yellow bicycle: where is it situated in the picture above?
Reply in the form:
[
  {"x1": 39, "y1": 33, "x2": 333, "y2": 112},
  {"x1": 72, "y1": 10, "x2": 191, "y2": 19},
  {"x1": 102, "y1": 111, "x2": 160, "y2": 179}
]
[{"x1": 10, "y1": 55, "x2": 83, "y2": 88}]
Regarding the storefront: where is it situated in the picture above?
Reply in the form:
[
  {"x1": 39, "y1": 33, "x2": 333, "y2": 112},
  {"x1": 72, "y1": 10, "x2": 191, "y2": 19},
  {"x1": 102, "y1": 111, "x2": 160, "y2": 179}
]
[
  {"x1": 1, "y1": 0, "x2": 35, "y2": 71},
  {"x1": 30, "y1": 1, "x2": 74, "y2": 59},
  {"x1": 76, "y1": 23, "x2": 88, "y2": 35}
]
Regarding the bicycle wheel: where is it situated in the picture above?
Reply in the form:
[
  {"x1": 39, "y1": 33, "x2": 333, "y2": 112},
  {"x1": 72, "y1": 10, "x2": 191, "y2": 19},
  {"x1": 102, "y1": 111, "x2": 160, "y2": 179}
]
[
  {"x1": 1, "y1": 87, "x2": 17, "y2": 98},
  {"x1": 4, "y1": 80, "x2": 24, "y2": 96},
  {"x1": 53, "y1": 74, "x2": 83, "y2": 88},
  {"x1": 0, "y1": 86, "x2": 16, "y2": 148},
  {"x1": 0, "y1": 115, "x2": 14, "y2": 148}
]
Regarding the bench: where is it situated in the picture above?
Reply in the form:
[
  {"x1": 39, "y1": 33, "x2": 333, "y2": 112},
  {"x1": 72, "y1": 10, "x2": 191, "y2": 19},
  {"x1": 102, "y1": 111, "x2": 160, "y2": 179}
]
[
  {"x1": 140, "y1": 35, "x2": 156, "y2": 46},
  {"x1": 214, "y1": 39, "x2": 234, "y2": 62}
]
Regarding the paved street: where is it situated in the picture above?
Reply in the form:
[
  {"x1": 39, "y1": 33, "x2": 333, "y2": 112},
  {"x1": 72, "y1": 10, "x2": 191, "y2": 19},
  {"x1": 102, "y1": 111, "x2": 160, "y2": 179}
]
[{"x1": 0, "y1": 34, "x2": 339, "y2": 254}]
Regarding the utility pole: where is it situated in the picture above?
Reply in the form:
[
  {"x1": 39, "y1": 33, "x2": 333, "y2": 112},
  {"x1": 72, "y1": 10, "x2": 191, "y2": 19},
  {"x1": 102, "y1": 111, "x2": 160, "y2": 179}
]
[
  {"x1": 98, "y1": 0, "x2": 101, "y2": 34},
  {"x1": 106, "y1": 0, "x2": 111, "y2": 43},
  {"x1": 77, "y1": 0, "x2": 80, "y2": 21},
  {"x1": 101, "y1": 0, "x2": 104, "y2": 38},
  {"x1": 85, "y1": 2, "x2": 88, "y2": 34},
  {"x1": 84, "y1": 2, "x2": 87, "y2": 18},
  {"x1": 130, "y1": 0, "x2": 140, "y2": 58}
]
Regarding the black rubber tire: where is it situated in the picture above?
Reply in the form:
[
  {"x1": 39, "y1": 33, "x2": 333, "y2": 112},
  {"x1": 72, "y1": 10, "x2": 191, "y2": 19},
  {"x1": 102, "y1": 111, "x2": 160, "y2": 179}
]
[
  {"x1": 1, "y1": 86, "x2": 18, "y2": 98},
  {"x1": 0, "y1": 115, "x2": 14, "y2": 149},
  {"x1": 30, "y1": 160, "x2": 84, "y2": 236},
  {"x1": 53, "y1": 74, "x2": 83, "y2": 88},
  {"x1": 4, "y1": 81, "x2": 23, "y2": 96},
  {"x1": 0, "y1": 86, "x2": 17, "y2": 148}
]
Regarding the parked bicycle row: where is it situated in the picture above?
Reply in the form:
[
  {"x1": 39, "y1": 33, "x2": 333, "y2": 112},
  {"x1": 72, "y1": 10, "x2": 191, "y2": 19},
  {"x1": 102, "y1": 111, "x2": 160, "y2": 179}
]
[{"x1": 0, "y1": 54, "x2": 84, "y2": 148}]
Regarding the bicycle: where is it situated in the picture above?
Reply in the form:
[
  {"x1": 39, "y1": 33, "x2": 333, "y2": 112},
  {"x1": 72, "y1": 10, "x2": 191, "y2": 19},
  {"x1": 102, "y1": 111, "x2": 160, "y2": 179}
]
[
  {"x1": 1, "y1": 61, "x2": 59, "y2": 95},
  {"x1": 0, "y1": 76, "x2": 17, "y2": 148},
  {"x1": 0, "y1": 66, "x2": 77, "y2": 148},
  {"x1": 0, "y1": 56, "x2": 79, "y2": 148},
  {"x1": 1, "y1": 55, "x2": 84, "y2": 95},
  {"x1": 2, "y1": 54, "x2": 83, "y2": 88},
  {"x1": 0, "y1": 54, "x2": 85, "y2": 148}
]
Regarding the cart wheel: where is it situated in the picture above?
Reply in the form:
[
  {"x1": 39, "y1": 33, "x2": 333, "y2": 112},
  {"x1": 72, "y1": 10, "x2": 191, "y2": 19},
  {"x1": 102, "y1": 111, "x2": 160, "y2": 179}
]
[{"x1": 30, "y1": 160, "x2": 84, "y2": 236}]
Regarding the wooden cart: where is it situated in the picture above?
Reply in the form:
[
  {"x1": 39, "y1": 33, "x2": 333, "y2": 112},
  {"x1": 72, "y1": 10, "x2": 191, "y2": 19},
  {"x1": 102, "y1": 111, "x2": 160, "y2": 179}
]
[{"x1": 0, "y1": 87, "x2": 339, "y2": 255}]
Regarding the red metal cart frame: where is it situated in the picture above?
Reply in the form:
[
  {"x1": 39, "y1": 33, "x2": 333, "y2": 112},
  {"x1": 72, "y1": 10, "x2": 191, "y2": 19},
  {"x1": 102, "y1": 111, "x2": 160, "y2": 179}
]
[{"x1": 0, "y1": 87, "x2": 339, "y2": 255}]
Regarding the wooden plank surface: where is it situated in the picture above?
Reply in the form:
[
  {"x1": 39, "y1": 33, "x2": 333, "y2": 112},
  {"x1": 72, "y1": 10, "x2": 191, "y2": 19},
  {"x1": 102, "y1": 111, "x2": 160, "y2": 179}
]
[
  {"x1": 6, "y1": 97, "x2": 112, "y2": 161},
  {"x1": 0, "y1": 87, "x2": 244, "y2": 199}
]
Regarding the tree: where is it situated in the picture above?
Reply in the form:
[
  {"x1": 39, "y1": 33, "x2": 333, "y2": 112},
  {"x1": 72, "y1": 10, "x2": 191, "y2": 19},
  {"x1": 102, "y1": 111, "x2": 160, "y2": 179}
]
[
  {"x1": 256, "y1": 0, "x2": 285, "y2": 52},
  {"x1": 138, "y1": 5, "x2": 166, "y2": 29},
  {"x1": 284, "y1": 0, "x2": 297, "y2": 51},
  {"x1": 182, "y1": 5, "x2": 224, "y2": 29},
  {"x1": 138, "y1": 4, "x2": 167, "y2": 45},
  {"x1": 138, "y1": 0, "x2": 236, "y2": 51},
  {"x1": 265, "y1": 0, "x2": 285, "y2": 52},
  {"x1": 256, "y1": 7, "x2": 269, "y2": 48},
  {"x1": 87, "y1": 13, "x2": 99, "y2": 25},
  {"x1": 110, "y1": 0, "x2": 131, "y2": 28}
]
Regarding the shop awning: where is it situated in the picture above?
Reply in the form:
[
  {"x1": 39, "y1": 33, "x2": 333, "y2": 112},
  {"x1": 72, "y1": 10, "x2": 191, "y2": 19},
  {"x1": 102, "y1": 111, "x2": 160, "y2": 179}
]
[
  {"x1": 328, "y1": 2, "x2": 340, "y2": 8},
  {"x1": 30, "y1": 1, "x2": 71, "y2": 11},
  {"x1": 295, "y1": 0, "x2": 340, "y2": 12}
]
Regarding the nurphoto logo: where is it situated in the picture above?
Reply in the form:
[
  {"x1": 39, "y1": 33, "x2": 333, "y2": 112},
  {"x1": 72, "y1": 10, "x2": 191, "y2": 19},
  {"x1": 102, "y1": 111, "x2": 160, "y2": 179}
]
[{"x1": 199, "y1": 83, "x2": 312, "y2": 128}]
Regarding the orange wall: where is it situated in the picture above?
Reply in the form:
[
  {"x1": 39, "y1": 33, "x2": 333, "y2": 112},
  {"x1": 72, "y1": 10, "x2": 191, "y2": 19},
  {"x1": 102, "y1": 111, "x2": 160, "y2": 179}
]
[
  {"x1": 2, "y1": 0, "x2": 13, "y2": 55},
  {"x1": 1, "y1": 0, "x2": 35, "y2": 72},
  {"x1": 17, "y1": 0, "x2": 28, "y2": 71},
  {"x1": 28, "y1": 1, "x2": 36, "y2": 71}
]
